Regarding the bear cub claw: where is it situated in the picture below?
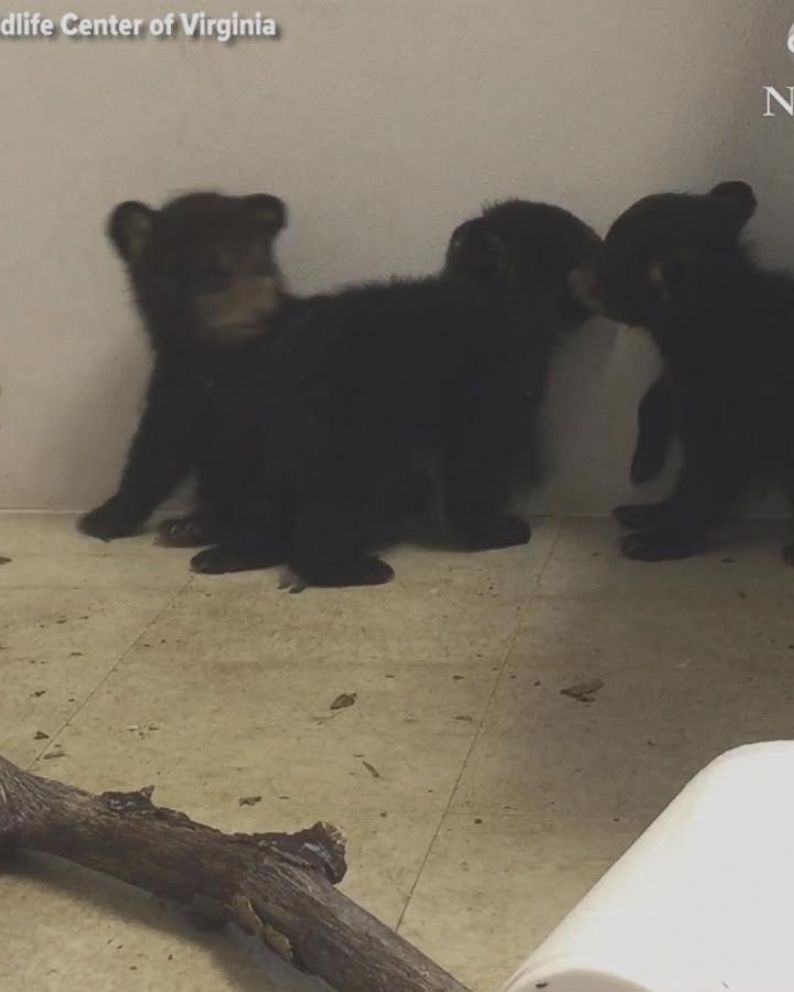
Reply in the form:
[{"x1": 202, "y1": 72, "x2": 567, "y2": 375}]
[
  {"x1": 613, "y1": 503, "x2": 669, "y2": 531},
  {"x1": 158, "y1": 516, "x2": 218, "y2": 548}
]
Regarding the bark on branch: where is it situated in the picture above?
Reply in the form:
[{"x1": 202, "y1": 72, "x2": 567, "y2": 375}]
[{"x1": 0, "y1": 754, "x2": 468, "y2": 992}]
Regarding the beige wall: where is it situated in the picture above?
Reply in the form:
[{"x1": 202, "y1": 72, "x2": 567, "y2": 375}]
[{"x1": 1, "y1": 0, "x2": 792, "y2": 512}]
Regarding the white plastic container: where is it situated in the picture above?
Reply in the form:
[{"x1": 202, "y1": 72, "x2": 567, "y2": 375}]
[{"x1": 503, "y1": 742, "x2": 794, "y2": 992}]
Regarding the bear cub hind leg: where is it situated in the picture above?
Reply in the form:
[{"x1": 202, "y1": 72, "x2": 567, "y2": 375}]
[
  {"x1": 290, "y1": 499, "x2": 395, "y2": 588},
  {"x1": 442, "y1": 437, "x2": 531, "y2": 551}
]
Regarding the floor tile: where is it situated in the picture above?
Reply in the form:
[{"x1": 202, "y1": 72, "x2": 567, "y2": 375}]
[
  {"x1": 0, "y1": 511, "x2": 185, "y2": 558},
  {"x1": 453, "y1": 596, "x2": 794, "y2": 824},
  {"x1": 0, "y1": 853, "x2": 324, "y2": 992},
  {"x1": 4, "y1": 514, "x2": 794, "y2": 992},
  {"x1": 400, "y1": 813, "x2": 635, "y2": 992},
  {"x1": 540, "y1": 516, "x2": 794, "y2": 600},
  {"x1": 34, "y1": 634, "x2": 497, "y2": 820},
  {"x1": 0, "y1": 586, "x2": 184, "y2": 766}
]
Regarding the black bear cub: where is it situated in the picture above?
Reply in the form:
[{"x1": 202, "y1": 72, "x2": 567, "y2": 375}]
[
  {"x1": 79, "y1": 191, "x2": 289, "y2": 548},
  {"x1": 192, "y1": 200, "x2": 600, "y2": 586},
  {"x1": 572, "y1": 180, "x2": 794, "y2": 562}
]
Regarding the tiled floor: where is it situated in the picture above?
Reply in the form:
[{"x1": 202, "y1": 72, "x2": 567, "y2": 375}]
[{"x1": 2, "y1": 513, "x2": 793, "y2": 991}]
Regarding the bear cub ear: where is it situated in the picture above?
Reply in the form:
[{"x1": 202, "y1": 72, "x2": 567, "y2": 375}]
[
  {"x1": 107, "y1": 201, "x2": 156, "y2": 262},
  {"x1": 709, "y1": 181, "x2": 757, "y2": 229},
  {"x1": 446, "y1": 217, "x2": 510, "y2": 282},
  {"x1": 243, "y1": 194, "x2": 287, "y2": 232}
]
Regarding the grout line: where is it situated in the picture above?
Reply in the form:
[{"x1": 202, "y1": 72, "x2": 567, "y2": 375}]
[
  {"x1": 394, "y1": 635, "x2": 514, "y2": 932},
  {"x1": 534, "y1": 518, "x2": 563, "y2": 588},
  {"x1": 394, "y1": 524, "x2": 560, "y2": 931},
  {"x1": 26, "y1": 574, "x2": 195, "y2": 772}
]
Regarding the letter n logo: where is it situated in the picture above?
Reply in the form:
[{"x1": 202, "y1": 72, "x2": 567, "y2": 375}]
[{"x1": 764, "y1": 86, "x2": 794, "y2": 117}]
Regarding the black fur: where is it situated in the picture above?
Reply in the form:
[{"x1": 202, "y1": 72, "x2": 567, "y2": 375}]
[
  {"x1": 194, "y1": 200, "x2": 600, "y2": 585},
  {"x1": 78, "y1": 191, "x2": 290, "y2": 546},
  {"x1": 630, "y1": 370, "x2": 675, "y2": 485},
  {"x1": 572, "y1": 180, "x2": 794, "y2": 562}
]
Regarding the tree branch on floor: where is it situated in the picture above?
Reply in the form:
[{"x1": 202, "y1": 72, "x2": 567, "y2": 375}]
[{"x1": 0, "y1": 754, "x2": 468, "y2": 992}]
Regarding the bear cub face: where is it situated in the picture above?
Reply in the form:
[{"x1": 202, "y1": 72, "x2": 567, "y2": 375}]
[
  {"x1": 447, "y1": 199, "x2": 601, "y2": 327},
  {"x1": 570, "y1": 181, "x2": 757, "y2": 329},
  {"x1": 108, "y1": 192, "x2": 288, "y2": 353}
]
